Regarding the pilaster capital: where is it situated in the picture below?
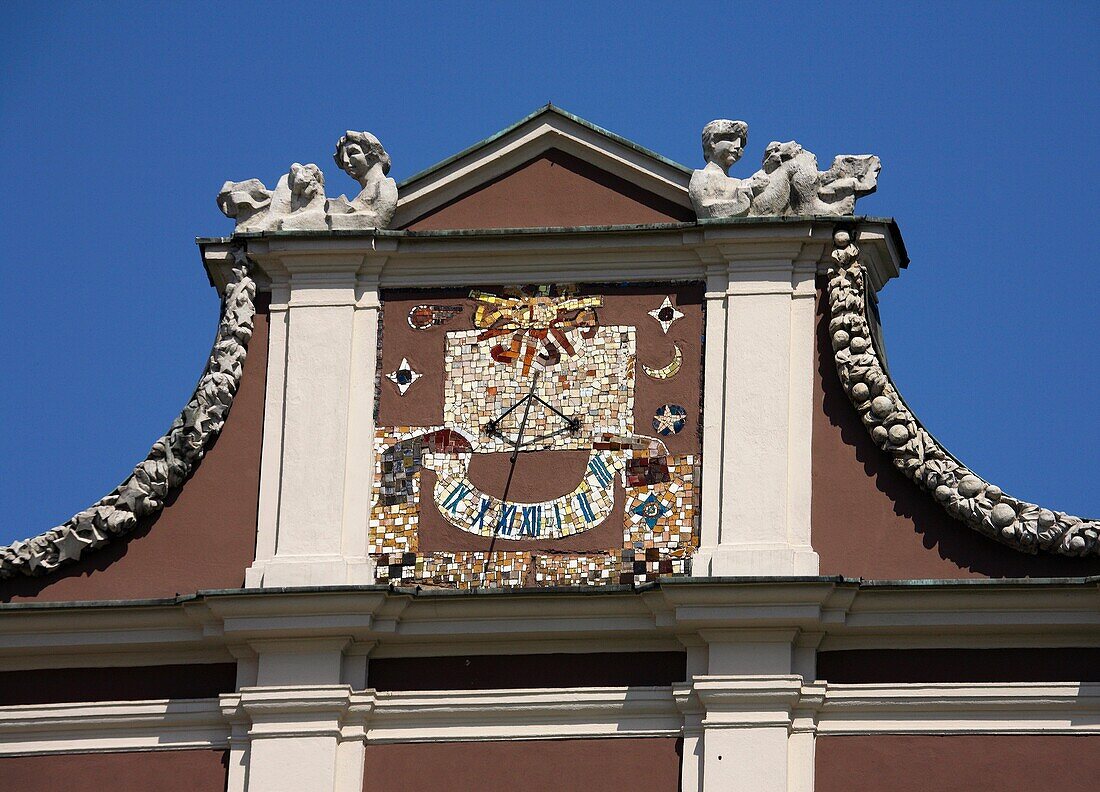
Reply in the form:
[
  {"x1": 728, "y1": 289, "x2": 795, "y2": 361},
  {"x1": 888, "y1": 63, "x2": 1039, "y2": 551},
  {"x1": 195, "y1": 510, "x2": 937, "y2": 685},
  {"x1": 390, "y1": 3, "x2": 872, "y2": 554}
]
[
  {"x1": 221, "y1": 685, "x2": 356, "y2": 739},
  {"x1": 690, "y1": 675, "x2": 803, "y2": 729}
]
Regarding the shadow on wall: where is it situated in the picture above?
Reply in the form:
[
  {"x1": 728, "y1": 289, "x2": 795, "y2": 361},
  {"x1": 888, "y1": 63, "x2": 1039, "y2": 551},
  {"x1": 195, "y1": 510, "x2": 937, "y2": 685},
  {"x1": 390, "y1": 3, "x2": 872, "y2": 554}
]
[
  {"x1": 0, "y1": 297, "x2": 271, "y2": 603},
  {"x1": 812, "y1": 279, "x2": 1100, "y2": 579}
]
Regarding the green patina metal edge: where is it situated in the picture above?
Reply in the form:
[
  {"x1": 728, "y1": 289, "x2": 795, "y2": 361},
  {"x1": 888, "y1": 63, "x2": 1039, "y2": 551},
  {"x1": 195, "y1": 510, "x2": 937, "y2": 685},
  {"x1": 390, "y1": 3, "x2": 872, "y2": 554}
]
[
  {"x1": 396, "y1": 103, "x2": 693, "y2": 190},
  {"x1": 198, "y1": 216, "x2": 907, "y2": 269},
  {"x1": 2, "y1": 574, "x2": 1097, "y2": 611}
]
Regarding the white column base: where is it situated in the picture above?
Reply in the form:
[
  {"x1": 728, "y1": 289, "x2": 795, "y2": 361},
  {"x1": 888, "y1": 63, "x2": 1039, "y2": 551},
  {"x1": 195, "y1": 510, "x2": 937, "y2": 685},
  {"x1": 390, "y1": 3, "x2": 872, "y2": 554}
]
[
  {"x1": 691, "y1": 675, "x2": 805, "y2": 792},
  {"x1": 245, "y1": 556, "x2": 375, "y2": 588},
  {"x1": 222, "y1": 686, "x2": 361, "y2": 792},
  {"x1": 692, "y1": 545, "x2": 820, "y2": 577}
]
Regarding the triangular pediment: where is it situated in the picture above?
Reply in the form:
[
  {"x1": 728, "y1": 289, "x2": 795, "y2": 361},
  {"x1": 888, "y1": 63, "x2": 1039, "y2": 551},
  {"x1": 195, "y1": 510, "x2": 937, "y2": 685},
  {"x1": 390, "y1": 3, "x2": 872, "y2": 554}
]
[{"x1": 394, "y1": 105, "x2": 694, "y2": 230}]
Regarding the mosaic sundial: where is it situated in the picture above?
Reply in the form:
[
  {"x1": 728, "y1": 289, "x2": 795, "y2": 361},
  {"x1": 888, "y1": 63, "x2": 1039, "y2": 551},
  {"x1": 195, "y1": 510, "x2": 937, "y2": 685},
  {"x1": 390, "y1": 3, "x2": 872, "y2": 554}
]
[{"x1": 369, "y1": 283, "x2": 703, "y2": 587}]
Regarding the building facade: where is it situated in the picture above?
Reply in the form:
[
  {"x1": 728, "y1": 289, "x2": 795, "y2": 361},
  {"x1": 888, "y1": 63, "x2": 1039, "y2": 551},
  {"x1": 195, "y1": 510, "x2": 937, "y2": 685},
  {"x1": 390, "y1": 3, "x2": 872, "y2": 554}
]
[{"x1": 2, "y1": 106, "x2": 1098, "y2": 791}]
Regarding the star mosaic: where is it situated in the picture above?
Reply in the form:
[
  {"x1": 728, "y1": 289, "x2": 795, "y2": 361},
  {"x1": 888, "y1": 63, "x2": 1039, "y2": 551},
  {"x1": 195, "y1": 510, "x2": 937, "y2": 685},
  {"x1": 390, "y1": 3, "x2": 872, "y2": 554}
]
[
  {"x1": 386, "y1": 357, "x2": 422, "y2": 395},
  {"x1": 648, "y1": 296, "x2": 684, "y2": 334},
  {"x1": 652, "y1": 404, "x2": 687, "y2": 436}
]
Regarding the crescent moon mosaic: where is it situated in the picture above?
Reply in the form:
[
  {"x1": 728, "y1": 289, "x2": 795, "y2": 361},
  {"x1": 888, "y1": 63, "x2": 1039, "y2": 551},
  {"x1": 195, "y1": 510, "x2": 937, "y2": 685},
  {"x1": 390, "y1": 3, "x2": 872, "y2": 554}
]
[{"x1": 641, "y1": 344, "x2": 682, "y2": 380}]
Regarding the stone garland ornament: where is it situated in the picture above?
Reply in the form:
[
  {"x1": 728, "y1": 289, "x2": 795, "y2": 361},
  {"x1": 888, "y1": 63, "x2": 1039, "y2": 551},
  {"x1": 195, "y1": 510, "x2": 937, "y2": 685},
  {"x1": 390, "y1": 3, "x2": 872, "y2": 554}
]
[
  {"x1": 217, "y1": 130, "x2": 397, "y2": 232},
  {"x1": 0, "y1": 246, "x2": 258, "y2": 578},
  {"x1": 827, "y1": 230, "x2": 1099, "y2": 556},
  {"x1": 689, "y1": 119, "x2": 880, "y2": 220}
]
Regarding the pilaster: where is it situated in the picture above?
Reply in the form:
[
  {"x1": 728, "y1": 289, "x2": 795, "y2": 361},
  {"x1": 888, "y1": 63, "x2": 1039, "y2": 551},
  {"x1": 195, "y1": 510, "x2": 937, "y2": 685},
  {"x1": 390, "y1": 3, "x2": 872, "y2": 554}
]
[
  {"x1": 694, "y1": 675, "x2": 803, "y2": 791},
  {"x1": 693, "y1": 242, "x2": 821, "y2": 577},
  {"x1": 679, "y1": 628, "x2": 817, "y2": 791},
  {"x1": 247, "y1": 253, "x2": 382, "y2": 587},
  {"x1": 221, "y1": 686, "x2": 360, "y2": 792}
]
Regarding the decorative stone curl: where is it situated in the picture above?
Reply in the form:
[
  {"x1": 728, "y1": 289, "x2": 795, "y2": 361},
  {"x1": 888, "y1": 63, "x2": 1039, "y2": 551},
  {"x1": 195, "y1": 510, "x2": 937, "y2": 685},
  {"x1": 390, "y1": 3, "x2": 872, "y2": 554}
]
[
  {"x1": 827, "y1": 229, "x2": 1099, "y2": 556},
  {"x1": 0, "y1": 246, "x2": 258, "y2": 578}
]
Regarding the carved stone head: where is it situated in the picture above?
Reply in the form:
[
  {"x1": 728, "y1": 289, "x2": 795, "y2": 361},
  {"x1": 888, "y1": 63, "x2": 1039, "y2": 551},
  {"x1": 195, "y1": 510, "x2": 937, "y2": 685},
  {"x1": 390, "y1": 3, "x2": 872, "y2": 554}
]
[
  {"x1": 288, "y1": 163, "x2": 325, "y2": 210},
  {"x1": 216, "y1": 178, "x2": 272, "y2": 230},
  {"x1": 762, "y1": 141, "x2": 805, "y2": 173},
  {"x1": 701, "y1": 119, "x2": 748, "y2": 173},
  {"x1": 334, "y1": 130, "x2": 392, "y2": 185}
]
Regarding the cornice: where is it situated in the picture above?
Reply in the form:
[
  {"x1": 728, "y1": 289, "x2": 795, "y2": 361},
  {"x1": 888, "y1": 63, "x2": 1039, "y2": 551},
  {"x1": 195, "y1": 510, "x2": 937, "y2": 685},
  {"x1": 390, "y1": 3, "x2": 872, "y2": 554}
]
[
  {"x1": 199, "y1": 216, "x2": 903, "y2": 292},
  {"x1": 827, "y1": 228, "x2": 1100, "y2": 556},
  {"x1": 2, "y1": 580, "x2": 1097, "y2": 668},
  {"x1": 0, "y1": 246, "x2": 259, "y2": 579}
]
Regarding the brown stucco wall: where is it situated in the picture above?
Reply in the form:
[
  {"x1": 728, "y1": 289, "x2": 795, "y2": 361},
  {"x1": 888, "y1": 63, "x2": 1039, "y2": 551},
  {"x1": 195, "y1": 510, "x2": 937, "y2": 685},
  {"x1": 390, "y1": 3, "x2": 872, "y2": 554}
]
[
  {"x1": 0, "y1": 663, "x2": 238, "y2": 706},
  {"x1": 368, "y1": 652, "x2": 687, "y2": 691},
  {"x1": 364, "y1": 738, "x2": 681, "y2": 791},
  {"x1": 401, "y1": 148, "x2": 694, "y2": 230},
  {"x1": 816, "y1": 735, "x2": 1100, "y2": 791},
  {"x1": 0, "y1": 749, "x2": 229, "y2": 791},
  {"x1": 816, "y1": 648, "x2": 1100, "y2": 683},
  {"x1": 1, "y1": 297, "x2": 269, "y2": 602},
  {"x1": 376, "y1": 283, "x2": 703, "y2": 555},
  {"x1": 811, "y1": 279, "x2": 1100, "y2": 579}
]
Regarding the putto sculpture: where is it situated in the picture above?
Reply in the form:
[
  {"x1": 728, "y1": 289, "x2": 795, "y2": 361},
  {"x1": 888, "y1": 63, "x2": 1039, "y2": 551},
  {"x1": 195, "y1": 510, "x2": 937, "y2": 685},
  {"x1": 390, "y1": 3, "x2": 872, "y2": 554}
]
[
  {"x1": 328, "y1": 130, "x2": 398, "y2": 230},
  {"x1": 216, "y1": 130, "x2": 397, "y2": 232},
  {"x1": 280, "y1": 162, "x2": 327, "y2": 230},
  {"x1": 689, "y1": 119, "x2": 880, "y2": 219}
]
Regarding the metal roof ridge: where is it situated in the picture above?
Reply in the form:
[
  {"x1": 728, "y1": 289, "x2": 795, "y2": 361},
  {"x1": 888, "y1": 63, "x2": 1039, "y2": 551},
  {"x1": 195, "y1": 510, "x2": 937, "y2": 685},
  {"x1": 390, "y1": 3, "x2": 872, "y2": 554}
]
[{"x1": 396, "y1": 103, "x2": 693, "y2": 190}]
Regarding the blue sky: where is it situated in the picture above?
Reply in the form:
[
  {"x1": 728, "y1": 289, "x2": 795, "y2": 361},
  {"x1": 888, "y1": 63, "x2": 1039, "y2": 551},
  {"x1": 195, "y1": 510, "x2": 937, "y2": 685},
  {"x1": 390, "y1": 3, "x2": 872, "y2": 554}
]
[{"x1": 1, "y1": 1, "x2": 1097, "y2": 545}]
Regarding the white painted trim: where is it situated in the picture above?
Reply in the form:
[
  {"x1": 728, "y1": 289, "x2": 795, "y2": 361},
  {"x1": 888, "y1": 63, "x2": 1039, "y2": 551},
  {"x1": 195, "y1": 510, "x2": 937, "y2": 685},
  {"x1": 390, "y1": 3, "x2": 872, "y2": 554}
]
[
  {"x1": 697, "y1": 258, "x2": 728, "y2": 555},
  {"x1": 362, "y1": 686, "x2": 681, "y2": 742},
  {"x1": 393, "y1": 114, "x2": 691, "y2": 227},
  {"x1": 0, "y1": 698, "x2": 228, "y2": 756},
  {"x1": 816, "y1": 682, "x2": 1100, "y2": 735},
  {"x1": 338, "y1": 276, "x2": 382, "y2": 570},
  {"x1": 249, "y1": 277, "x2": 289, "y2": 584},
  {"x1": 233, "y1": 220, "x2": 904, "y2": 291},
  {"x1": 786, "y1": 259, "x2": 820, "y2": 557}
]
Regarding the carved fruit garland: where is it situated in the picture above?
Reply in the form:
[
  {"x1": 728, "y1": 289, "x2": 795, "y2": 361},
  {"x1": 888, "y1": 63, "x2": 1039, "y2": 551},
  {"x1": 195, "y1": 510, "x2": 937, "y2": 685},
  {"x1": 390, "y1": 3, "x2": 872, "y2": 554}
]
[
  {"x1": 828, "y1": 230, "x2": 1099, "y2": 556},
  {"x1": 0, "y1": 246, "x2": 258, "y2": 578}
]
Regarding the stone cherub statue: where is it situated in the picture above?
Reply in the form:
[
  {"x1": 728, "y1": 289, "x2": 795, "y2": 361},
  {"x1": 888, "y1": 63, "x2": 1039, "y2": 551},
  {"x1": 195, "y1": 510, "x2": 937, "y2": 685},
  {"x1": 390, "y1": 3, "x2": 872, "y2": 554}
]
[
  {"x1": 688, "y1": 119, "x2": 766, "y2": 219},
  {"x1": 327, "y1": 130, "x2": 398, "y2": 230},
  {"x1": 216, "y1": 130, "x2": 398, "y2": 232},
  {"x1": 279, "y1": 163, "x2": 328, "y2": 230},
  {"x1": 688, "y1": 119, "x2": 880, "y2": 219}
]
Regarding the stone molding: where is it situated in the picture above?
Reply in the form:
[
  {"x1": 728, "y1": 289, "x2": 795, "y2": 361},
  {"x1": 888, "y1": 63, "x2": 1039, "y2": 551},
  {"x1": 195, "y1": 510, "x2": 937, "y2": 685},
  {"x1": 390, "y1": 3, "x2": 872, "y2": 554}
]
[
  {"x1": 0, "y1": 697, "x2": 228, "y2": 755},
  {"x1": 4, "y1": 580, "x2": 1098, "y2": 669},
  {"x1": 363, "y1": 686, "x2": 680, "y2": 742},
  {"x1": 2, "y1": 682, "x2": 1096, "y2": 757},
  {"x1": 827, "y1": 229, "x2": 1099, "y2": 556},
  {"x1": 0, "y1": 247, "x2": 258, "y2": 578},
  {"x1": 815, "y1": 681, "x2": 1100, "y2": 735}
]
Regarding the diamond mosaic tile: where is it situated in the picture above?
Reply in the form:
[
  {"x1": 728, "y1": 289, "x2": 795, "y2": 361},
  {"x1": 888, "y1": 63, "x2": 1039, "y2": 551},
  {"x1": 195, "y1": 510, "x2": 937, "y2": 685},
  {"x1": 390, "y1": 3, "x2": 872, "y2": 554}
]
[
  {"x1": 623, "y1": 455, "x2": 697, "y2": 557},
  {"x1": 386, "y1": 357, "x2": 422, "y2": 395},
  {"x1": 648, "y1": 296, "x2": 684, "y2": 333}
]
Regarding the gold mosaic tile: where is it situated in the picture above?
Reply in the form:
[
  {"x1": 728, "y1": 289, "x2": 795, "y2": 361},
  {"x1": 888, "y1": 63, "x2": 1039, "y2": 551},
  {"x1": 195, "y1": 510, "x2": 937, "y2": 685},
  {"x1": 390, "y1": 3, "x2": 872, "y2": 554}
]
[{"x1": 373, "y1": 552, "x2": 530, "y2": 589}]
